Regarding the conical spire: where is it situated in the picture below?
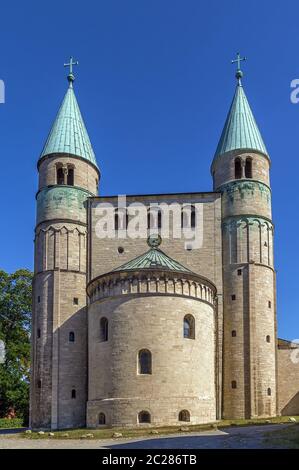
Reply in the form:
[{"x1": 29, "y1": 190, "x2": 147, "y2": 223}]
[
  {"x1": 213, "y1": 55, "x2": 268, "y2": 161},
  {"x1": 40, "y1": 58, "x2": 97, "y2": 166}
]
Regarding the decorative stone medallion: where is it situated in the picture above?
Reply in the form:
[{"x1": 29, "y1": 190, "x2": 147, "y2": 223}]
[{"x1": 147, "y1": 234, "x2": 162, "y2": 248}]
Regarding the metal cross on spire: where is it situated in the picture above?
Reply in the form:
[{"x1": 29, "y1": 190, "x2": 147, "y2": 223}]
[
  {"x1": 231, "y1": 52, "x2": 246, "y2": 84},
  {"x1": 64, "y1": 56, "x2": 79, "y2": 86}
]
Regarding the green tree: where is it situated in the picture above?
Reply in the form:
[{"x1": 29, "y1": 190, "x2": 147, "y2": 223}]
[{"x1": 0, "y1": 269, "x2": 33, "y2": 424}]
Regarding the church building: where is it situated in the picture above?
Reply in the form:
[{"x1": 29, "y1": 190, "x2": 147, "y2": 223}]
[{"x1": 30, "y1": 56, "x2": 299, "y2": 430}]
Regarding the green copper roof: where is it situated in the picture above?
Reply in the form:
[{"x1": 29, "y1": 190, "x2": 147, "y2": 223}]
[
  {"x1": 40, "y1": 83, "x2": 97, "y2": 166},
  {"x1": 214, "y1": 83, "x2": 268, "y2": 160},
  {"x1": 112, "y1": 247, "x2": 194, "y2": 274}
]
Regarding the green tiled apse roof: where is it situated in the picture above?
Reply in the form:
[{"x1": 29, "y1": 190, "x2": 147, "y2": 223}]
[
  {"x1": 40, "y1": 83, "x2": 97, "y2": 166},
  {"x1": 214, "y1": 83, "x2": 268, "y2": 160},
  {"x1": 112, "y1": 247, "x2": 193, "y2": 274}
]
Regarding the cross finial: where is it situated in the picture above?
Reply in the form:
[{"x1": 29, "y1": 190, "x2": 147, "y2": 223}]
[
  {"x1": 231, "y1": 52, "x2": 246, "y2": 85},
  {"x1": 64, "y1": 56, "x2": 79, "y2": 87}
]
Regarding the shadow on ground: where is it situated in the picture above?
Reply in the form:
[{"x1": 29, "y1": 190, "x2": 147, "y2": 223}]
[{"x1": 0, "y1": 428, "x2": 27, "y2": 435}]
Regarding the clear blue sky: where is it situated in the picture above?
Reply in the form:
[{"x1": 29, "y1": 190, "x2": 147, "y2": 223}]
[{"x1": 0, "y1": 0, "x2": 298, "y2": 340}]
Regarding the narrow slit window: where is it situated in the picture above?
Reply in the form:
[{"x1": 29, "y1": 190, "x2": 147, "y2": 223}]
[
  {"x1": 235, "y1": 158, "x2": 242, "y2": 179},
  {"x1": 67, "y1": 168, "x2": 74, "y2": 185},
  {"x1": 57, "y1": 167, "x2": 65, "y2": 185},
  {"x1": 100, "y1": 317, "x2": 108, "y2": 342},
  {"x1": 245, "y1": 158, "x2": 252, "y2": 178},
  {"x1": 138, "y1": 411, "x2": 151, "y2": 423}
]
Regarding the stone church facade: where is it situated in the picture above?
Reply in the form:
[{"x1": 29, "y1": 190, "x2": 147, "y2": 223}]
[{"x1": 30, "y1": 62, "x2": 299, "y2": 430}]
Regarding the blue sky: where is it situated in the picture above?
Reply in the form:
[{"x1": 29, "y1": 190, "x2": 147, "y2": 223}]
[{"x1": 0, "y1": 0, "x2": 298, "y2": 340}]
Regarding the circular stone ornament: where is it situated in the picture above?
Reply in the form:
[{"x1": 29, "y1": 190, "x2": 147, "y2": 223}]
[{"x1": 147, "y1": 234, "x2": 162, "y2": 248}]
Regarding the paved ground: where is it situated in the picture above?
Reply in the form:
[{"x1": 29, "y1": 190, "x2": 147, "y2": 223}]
[{"x1": 0, "y1": 424, "x2": 292, "y2": 449}]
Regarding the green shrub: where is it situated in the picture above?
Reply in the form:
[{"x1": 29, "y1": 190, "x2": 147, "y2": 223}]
[{"x1": 0, "y1": 418, "x2": 24, "y2": 429}]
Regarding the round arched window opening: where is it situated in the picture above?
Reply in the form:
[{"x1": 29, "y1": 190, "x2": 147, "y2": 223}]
[
  {"x1": 235, "y1": 158, "x2": 242, "y2": 179},
  {"x1": 138, "y1": 411, "x2": 151, "y2": 424},
  {"x1": 178, "y1": 410, "x2": 190, "y2": 422},
  {"x1": 245, "y1": 157, "x2": 253, "y2": 178},
  {"x1": 138, "y1": 349, "x2": 152, "y2": 374},
  {"x1": 183, "y1": 315, "x2": 195, "y2": 339},
  {"x1": 98, "y1": 412, "x2": 106, "y2": 425}
]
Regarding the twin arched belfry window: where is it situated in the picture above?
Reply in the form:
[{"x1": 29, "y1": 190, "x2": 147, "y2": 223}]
[
  {"x1": 114, "y1": 209, "x2": 129, "y2": 230},
  {"x1": 181, "y1": 205, "x2": 196, "y2": 229},
  {"x1": 56, "y1": 164, "x2": 75, "y2": 186},
  {"x1": 235, "y1": 157, "x2": 253, "y2": 179}
]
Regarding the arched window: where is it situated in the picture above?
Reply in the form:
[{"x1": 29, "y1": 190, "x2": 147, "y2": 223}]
[
  {"x1": 100, "y1": 317, "x2": 108, "y2": 342},
  {"x1": 245, "y1": 158, "x2": 252, "y2": 178},
  {"x1": 266, "y1": 335, "x2": 271, "y2": 343},
  {"x1": 178, "y1": 410, "x2": 190, "y2": 422},
  {"x1": 69, "y1": 331, "x2": 75, "y2": 342},
  {"x1": 98, "y1": 413, "x2": 106, "y2": 425},
  {"x1": 57, "y1": 167, "x2": 65, "y2": 185},
  {"x1": 267, "y1": 388, "x2": 272, "y2": 396},
  {"x1": 147, "y1": 207, "x2": 162, "y2": 229},
  {"x1": 181, "y1": 205, "x2": 196, "y2": 228},
  {"x1": 232, "y1": 330, "x2": 237, "y2": 337},
  {"x1": 138, "y1": 411, "x2": 151, "y2": 423},
  {"x1": 147, "y1": 209, "x2": 151, "y2": 229},
  {"x1": 235, "y1": 158, "x2": 242, "y2": 179},
  {"x1": 183, "y1": 315, "x2": 195, "y2": 339},
  {"x1": 231, "y1": 380, "x2": 237, "y2": 389},
  {"x1": 114, "y1": 209, "x2": 119, "y2": 231},
  {"x1": 157, "y1": 210, "x2": 162, "y2": 228},
  {"x1": 71, "y1": 389, "x2": 76, "y2": 399},
  {"x1": 115, "y1": 209, "x2": 128, "y2": 230},
  {"x1": 67, "y1": 167, "x2": 74, "y2": 185},
  {"x1": 138, "y1": 349, "x2": 152, "y2": 374}
]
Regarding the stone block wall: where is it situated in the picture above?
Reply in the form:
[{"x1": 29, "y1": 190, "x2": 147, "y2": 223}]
[{"x1": 277, "y1": 339, "x2": 299, "y2": 415}]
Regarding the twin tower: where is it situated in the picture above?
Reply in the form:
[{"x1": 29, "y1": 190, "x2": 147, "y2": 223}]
[{"x1": 30, "y1": 58, "x2": 277, "y2": 429}]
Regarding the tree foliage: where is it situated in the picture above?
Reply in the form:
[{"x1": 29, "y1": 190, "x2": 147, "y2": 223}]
[{"x1": 0, "y1": 269, "x2": 32, "y2": 423}]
